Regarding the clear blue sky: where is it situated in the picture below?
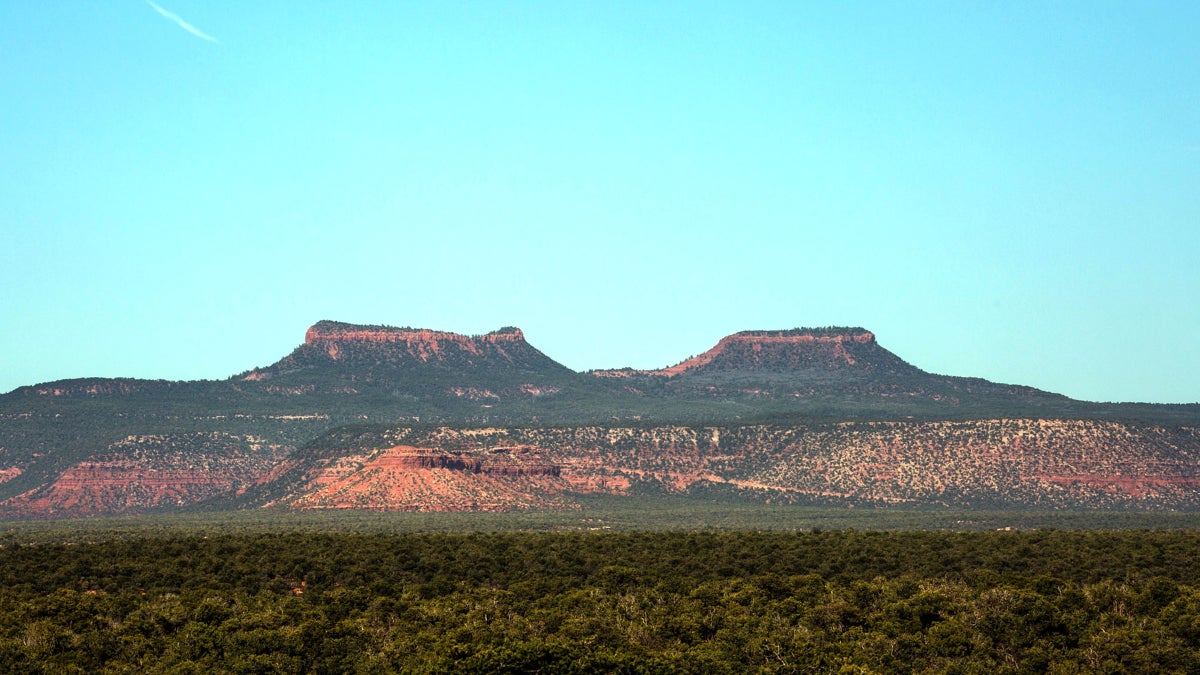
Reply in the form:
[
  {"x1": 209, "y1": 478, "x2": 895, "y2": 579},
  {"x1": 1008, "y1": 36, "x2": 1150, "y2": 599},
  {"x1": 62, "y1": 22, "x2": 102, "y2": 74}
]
[{"x1": 2, "y1": 1, "x2": 1197, "y2": 403}]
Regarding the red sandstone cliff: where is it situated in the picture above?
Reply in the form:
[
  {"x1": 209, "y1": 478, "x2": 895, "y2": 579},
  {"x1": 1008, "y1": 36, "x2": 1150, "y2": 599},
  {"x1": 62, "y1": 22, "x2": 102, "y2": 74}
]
[
  {"x1": 302, "y1": 322, "x2": 527, "y2": 362},
  {"x1": 270, "y1": 444, "x2": 568, "y2": 512},
  {"x1": 655, "y1": 329, "x2": 883, "y2": 376},
  {"x1": 0, "y1": 433, "x2": 287, "y2": 518},
  {"x1": 590, "y1": 329, "x2": 916, "y2": 380},
  {"x1": 240, "y1": 321, "x2": 571, "y2": 386}
]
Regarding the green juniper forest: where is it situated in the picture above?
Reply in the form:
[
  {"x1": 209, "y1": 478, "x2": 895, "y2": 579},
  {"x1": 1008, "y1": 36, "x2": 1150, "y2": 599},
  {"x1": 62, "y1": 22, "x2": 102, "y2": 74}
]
[
  {"x1": 3, "y1": 527, "x2": 1200, "y2": 673},
  {"x1": 2, "y1": 322, "x2": 1200, "y2": 671}
]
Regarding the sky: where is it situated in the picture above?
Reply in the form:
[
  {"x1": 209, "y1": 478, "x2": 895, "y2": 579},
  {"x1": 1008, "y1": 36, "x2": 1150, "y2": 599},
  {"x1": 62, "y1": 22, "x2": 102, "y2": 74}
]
[{"x1": 1, "y1": 1, "x2": 1197, "y2": 403}]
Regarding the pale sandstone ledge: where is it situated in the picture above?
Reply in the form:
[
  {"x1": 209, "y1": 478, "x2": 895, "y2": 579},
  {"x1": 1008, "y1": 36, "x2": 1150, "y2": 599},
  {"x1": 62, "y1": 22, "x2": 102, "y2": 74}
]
[{"x1": 300, "y1": 321, "x2": 527, "y2": 362}]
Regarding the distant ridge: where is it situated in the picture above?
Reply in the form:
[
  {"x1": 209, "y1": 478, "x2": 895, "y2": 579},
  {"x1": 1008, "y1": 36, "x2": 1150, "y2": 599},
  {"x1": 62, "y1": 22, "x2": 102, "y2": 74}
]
[
  {"x1": 13, "y1": 320, "x2": 1075, "y2": 414},
  {"x1": 2, "y1": 318, "x2": 1199, "y2": 519}
]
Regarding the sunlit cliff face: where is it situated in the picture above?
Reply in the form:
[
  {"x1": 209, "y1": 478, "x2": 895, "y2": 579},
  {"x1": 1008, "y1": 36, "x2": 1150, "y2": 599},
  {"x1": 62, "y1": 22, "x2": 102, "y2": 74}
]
[
  {"x1": 656, "y1": 330, "x2": 878, "y2": 376},
  {"x1": 588, "y1": 330, "x2": 882, "y2": 379},
  {"x1": 304, "y1": 322, "x2": 526, "y2": 362},
  {"x1": 275, "y1": 444, "x2": 566, "y2": 512}
]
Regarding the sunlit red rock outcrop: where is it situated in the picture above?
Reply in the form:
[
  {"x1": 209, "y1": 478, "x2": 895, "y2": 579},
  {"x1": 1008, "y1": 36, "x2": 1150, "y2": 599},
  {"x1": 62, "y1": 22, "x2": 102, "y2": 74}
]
[
  {"x1": 302, "y1": 322, "x2": 528, "y2": 362},
  {"x1": 261, "y1": 421, "x2": 1200, "y2": 512},
  {"x1": 238, "y1": 321, "x2": 573, "y2": 391},
  {"x1": 0, "y1": 433, "x2": 287, "y2": 518},
  {"x1": 267, "y1": 444, "x2": 570, "y2": 512},
  {"x1": 591, "y1": 328, "x2": 921, "y2": 380}
]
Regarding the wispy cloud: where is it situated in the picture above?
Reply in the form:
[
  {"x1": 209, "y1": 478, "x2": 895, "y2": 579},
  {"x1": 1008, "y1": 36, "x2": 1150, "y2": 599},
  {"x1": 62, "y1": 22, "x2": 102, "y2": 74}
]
[{"x1": 146, "y1": 0, "x2": 219, "y2": 43}]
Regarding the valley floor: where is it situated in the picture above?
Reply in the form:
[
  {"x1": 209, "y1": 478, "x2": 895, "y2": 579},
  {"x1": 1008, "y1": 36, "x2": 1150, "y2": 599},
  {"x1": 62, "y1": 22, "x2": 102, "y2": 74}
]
[
  {"x1": 1, "y1": 511, "x2": 1200, "y2": 672},
  {"x1": 4, "y1": 497, "x2": 1200, "y2": 542}
]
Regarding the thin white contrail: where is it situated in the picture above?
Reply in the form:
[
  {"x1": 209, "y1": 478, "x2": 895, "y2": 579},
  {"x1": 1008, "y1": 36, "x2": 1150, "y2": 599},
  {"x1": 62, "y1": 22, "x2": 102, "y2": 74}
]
[{"x1": 146, "y1": 0, "x2": 219, "y2": 43}]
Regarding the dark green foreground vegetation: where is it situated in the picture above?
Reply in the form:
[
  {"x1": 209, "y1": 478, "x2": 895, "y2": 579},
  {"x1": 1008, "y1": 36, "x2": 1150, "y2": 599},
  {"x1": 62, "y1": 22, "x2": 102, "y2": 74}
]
[{"x1": 2, "y1": 527, "x2": 1200, "y2": 673}]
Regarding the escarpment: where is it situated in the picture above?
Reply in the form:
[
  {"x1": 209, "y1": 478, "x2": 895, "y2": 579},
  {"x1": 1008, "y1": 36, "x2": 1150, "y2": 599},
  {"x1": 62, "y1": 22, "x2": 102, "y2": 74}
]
[
  {"x1": 302, "y1": 321, "x2": 528, "y2": 361},
  {"x1": 237, "y1": 322, "x2": 574, "y2": 395},
  {"x1": 2, "y1": 319, "x2": 1198, "y2": 518},
  {"x1": 0, "y1": 433, "x2": 287, "y2": 518},
  {"x1": 656, "y1": 329, "x2": 894, "y2": 376},
  {"x1": 267, "y1": 444, "x2": 568, "y2": 512},
  {"x1": 252, "y1": 420, "x2": 1200, "y2": 513}
]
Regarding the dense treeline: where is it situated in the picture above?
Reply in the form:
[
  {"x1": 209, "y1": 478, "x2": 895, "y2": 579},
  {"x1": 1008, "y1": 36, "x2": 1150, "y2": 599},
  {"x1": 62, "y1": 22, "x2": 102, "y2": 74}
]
[{"x1": 1, "y1": 530, "x2": 1199, "y2": 672}]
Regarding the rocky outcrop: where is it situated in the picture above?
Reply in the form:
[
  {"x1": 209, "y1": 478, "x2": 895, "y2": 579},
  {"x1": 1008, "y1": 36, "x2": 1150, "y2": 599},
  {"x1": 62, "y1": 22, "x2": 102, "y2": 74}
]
[
  {"x1": 352, "y1": 446, "x2": 560, "y2": 477},
  {"x1": 0, "y1": 433, "x2": 288, "y2": 518},
  {"x1": 589, "y1": 329, "x2": 918, "y2": 381},
  {"x1": 241, "y1": 321, "x2": 573, "y2": 386},
  {"x1": 302, "y1": 321, "x2": 526, "y2": 362},
  {"x1": 271, "y1": 444, "x2": 568, "y2": 512},
  {"x1": 717, "y1": 420, "x2": 1200, "y2": 509},
  {"x1": 587, "y1": 327, "x2": 1065, "y2": 409},
  {"x1": 278, "y1": 421, "x2": 1200, "y2": 511},
  {"x1": 653, "y1": 329, "x2": 914, "y2": 376}
]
